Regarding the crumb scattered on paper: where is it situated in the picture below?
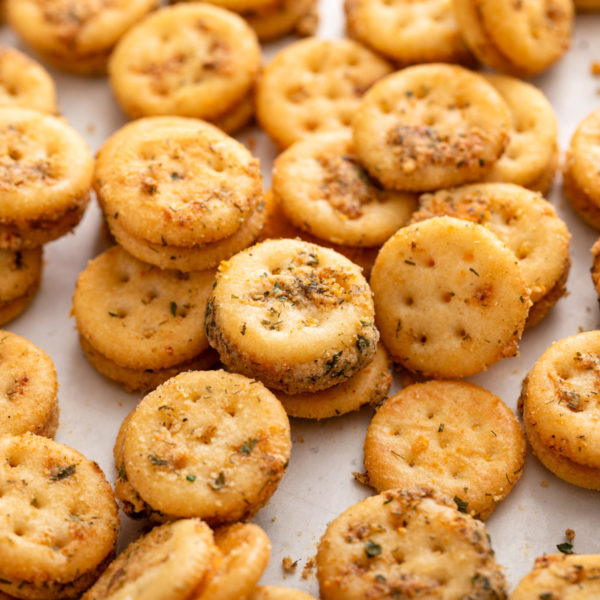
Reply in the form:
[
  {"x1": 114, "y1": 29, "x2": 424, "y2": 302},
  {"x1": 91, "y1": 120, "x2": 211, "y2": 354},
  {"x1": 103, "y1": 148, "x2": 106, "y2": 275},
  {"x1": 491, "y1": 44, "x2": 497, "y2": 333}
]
[
  {"x1": 565, "y1": 528, "x2": 575, "y2": 542},
  {"x1": 282, "y1": 556, "x2": 298, "y2": 572},
  {"x1": 592, "y1": 61, "x2": 600, "y2": 76},
  {"x1": 302, "y1": 557, "x2": 316, "y2": 579},
  {"x1": 540, "y1": 480, "x2": 549, "y2": 487},
  {"x1": 353, "y1": 471, "x2": 369, "y2": 486}
]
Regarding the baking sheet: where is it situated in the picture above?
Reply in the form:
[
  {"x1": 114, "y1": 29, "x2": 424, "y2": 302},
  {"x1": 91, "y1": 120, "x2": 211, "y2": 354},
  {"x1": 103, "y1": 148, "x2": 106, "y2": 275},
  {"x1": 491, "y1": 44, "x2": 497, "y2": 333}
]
[{"x1": 1, "y1": 2, "x2": 599, "y2": 595}]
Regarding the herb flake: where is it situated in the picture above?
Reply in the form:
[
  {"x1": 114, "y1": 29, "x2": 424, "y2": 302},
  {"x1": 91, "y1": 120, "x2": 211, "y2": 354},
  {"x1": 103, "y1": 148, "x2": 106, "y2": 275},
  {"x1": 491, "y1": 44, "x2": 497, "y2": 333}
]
[
  {"x1": 454, "y1": 496, "x2": 468, "y2": 513},
  {"x1": 51, "y1": 465, "x2": 76, "y2": 481},
  {"x1": 365, "y1": 540, "x2": 382, "y2": 558}
]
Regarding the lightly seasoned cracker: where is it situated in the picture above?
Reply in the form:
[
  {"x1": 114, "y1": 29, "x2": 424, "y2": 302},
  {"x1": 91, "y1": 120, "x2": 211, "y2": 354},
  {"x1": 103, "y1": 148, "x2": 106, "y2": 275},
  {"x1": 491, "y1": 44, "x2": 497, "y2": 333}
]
[
  {"x1": 196, "y1": 523, "x2": 271, "y2": 600},
  {"x1": 0, "y1": 330, "x2": 58, "y2": 438},
  {"x1": 109, "y1": 3, "x2": 260, "y2": 121},
  {"x1": 82, "y1": 519, "x2": 219, "y2": 600},
  {"x1": 242, "y1": 0, "x2": 318, "y2": 42},
  {"x1": 316, "y1": 487, "x2": 507, "y2": 600},
  {"x1": 482, "y1": 74, "x2": 559, "y2": 195},
  {"x1": 353, "y1": 64, "x2": 510, "y2": 192},
  {"x1": 206, "y1": 239, "x2": 379, "y2": 394},
  {"x1": 275, "y1": 342, "x2": 391, "y2": 420},
  {"x1": 72, "y1": 245, "x2": 218, "y2": 392},
  {"x1": 0, "y1": 247, "x2": 42, "y2": 326},
  {"x1": 256, "y1": 38, "x2": 393, "y2": 150},
  {"x1": 410, "y1": 183, "x2": 571, "y2": 328},
  {"x1": 0, "y1": 107, "x2": 93, "y2": 250},
  {"x1": 520, "y1": 331, "x2": 600, "y2": 470},
  {"x1": 94, "y1": 116, "x2": 263, "y2": 270},
  {"x1": 0, "y1": 47, "x2": 57, "y2": 114},
  {"x1": 272, "y1": 131, "x2": 417, "y2": 247},
  {"x1": 6, "y1": 0, "x2": 158, "y2": 76},
  {"x1": 259, "y1": 189, "x2": 380, "y2": 278},
  {"x1": 511, "y1": 553, "x2": 600, "y2": 599},
  {"x1": 344, "y1": 0, "x2": 473, "y2": 66},
  {"x1": 249, "y1": 588, "x2": 317, "y2": 600},
  {"x1": 114, "y1": 370, "x2": 291, "y2": 526},
  {"x1": 563, "y1": 106, "x2": 600, "y2": 230},
  {"x1": 0, "y1": 433, "x2": 119, "y2": 600},
  {"x1": 364, "y1": 380, "x2": 526, "y2": 520},
  {"x1": 370, "y1": 216, "x2": 530, "y2": 379},
  {"x1": 453, "y1": 0, "x2": 573, "y2": 77}
]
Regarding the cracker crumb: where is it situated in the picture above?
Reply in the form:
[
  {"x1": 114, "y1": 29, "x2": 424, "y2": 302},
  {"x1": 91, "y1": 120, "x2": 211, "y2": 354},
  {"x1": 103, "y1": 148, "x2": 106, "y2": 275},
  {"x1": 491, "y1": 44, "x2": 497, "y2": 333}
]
[
  {"x1": 282, "y1": 556, "x2": 298, "y2": 572},
  {"x1": 540, "y1": 480, "x2": 548, "y2": 487},
  {"x1": 297, "y1": 435, "x2": 304, "y2": 443},
  {"x1": 302, "y1": 557, "x2": 316, "y2": 580},
  {"x1": 246, "y1": 136, "x2": 257, "y2": 152},
  {"x1": 565, "y1": 528, "x2": 575, "y2": 542},
  {"x1": 353, "y1": 471, "x2": 370, "y2": 486},
  {"x1": 592, "y1": 61, "x2": 600, "y2": 76},
  {"x1": 86, "y1": 123, "x2": 96, "y2": 134}
]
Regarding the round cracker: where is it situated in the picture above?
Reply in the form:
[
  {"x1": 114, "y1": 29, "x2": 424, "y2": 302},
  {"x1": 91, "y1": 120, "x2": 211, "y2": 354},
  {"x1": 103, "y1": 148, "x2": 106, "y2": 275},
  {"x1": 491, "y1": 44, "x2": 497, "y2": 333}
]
[
  {"x1": 95, "y1": 116, "x2": 262, "y2": 249},
  {"x1": 196, "y1": 523, "x2": 271, "y2": 600},
  {"x1": 0, "y1": 107, "x2": 93, "y2": 250},
  {"x1": 0, "y1": 330, "x2": 58, "y2": 438},
  {"x1": 109, "y1": 3, "x2": 260, "y2": 120},
  {"x1": 371, "y1": 216, "x2": 530, "y2": 379},
  {"x1": 511, "y1": 554, "x2": 600, "y2": 599},
  {"x1": 364, "y1": 380, "x2": 526, "y2": 520},
  {"x1": 275, "y1": 342, "x2": 391, "y2": 420},
  {"x1": 272, "y1": 131, "x2": 417, "y2": 247},
  {"x1": 0, "y1": 46, "x2": 57, "y2": 114},
  {"x1": 0, "y1": 247, "x2": 42, "y2": 326},
  {"x1": 410, "y1": 183, "x2": 570, "y2": 325},
  {"x1": 316, "y1": 487, "x2": 507, "y2": 600},
  {"x1": 563, "y1": 107, "x2": 600, "y2": 230},
  {"x1": 0, "y1": 433, "x2": 119, "y2": 600},
  {"x1": 82, "y1": 519, "x2": 218, "y2": 600},
  {"x1": 256, "y1": 38, "x2": 393, "y2": 150},
  {"x1": 521, "y1": 331, "x2": 600, "y2": 470},
  {"x1": 73, "y1": 245, "x2": 215, "y2": 372},
  {"x1": 206, "y1": 239, "x2": 378, "y2": 394},
  {"x1": 482, "y1": 74, "x2": 558, "y2": 195},
  {"x1": 353, "y1": 64, "x2": 510, "y2": 192},
  {"x1": 453, "y1": 0, "x2": 573, "y2": 77},
  {"x1": 116, "y1": 370, "x2": 291, "y2": 526},
  {"x1": 344, "y1": 0, "x2": 473, "y2": 66},
  {"x1": 6, "y1": 0, "x2": 157, "y2": 76}
]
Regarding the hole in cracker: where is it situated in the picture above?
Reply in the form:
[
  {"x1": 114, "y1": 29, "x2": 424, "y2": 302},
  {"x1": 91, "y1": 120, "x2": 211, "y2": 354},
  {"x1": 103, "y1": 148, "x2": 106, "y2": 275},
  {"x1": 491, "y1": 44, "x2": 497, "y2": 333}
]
[
  {"x1": 118, "y1": 272, "x2": 130, "y2": 283},
  {"x1": 13, "y1": 524, "x2": 26, "y2": 537},
  {"x1": 442, "y1": 292, "x2": 453, "y2": 303},
  {"x1": 225, "y1": 404, "x2": 237, "y2": 417},
  {"x1": 430, "y1": 542, "x2": 445, "y2": 553},
  {"x1": 7, "y1": 455, "x2": 19, "y2": 468},
  {"x1": 463, "y1": 250, "x2": 474, "y2": 262},
  {"x1": 8, "y1": 148, "x2": 21, "y2": 161},
  {"x1": 142, "y1": 327, "x2": 156, "y2": 339},
  {"x1": 392, "y1": 549, "x2": 404, "y2": 564},
  {"x1": 198, "y1": 425, "x2": 217, "y2": 444},
  {"x1": 426, "y1": 258, "x2": 435, "y2": 267},
  {"x1": 457, "y1": 328, "x2": 467, "y2": 338},
  {"x1": 111, "y1": 310, "x2": 127, "y2": 319},
  {"x1": 419, "y1": 335, "x2": 427, "y2": 344},
  {"x1": 346, "y1": 53, "x2": 359, "y2": 67},
  {"x1": 339, "y1": 113, "x2": 353, "y2": 126},
  {"x1": 451, "y1": 470, "x2": 461, "y2": 479},
  {"x1": 405, "y1": 297, "x2": 414, "y2": 306},
  {"x1": 379, "y1": 100, "x2": 392, "y2": 115},
  {"x1": 427, "y1": 412, "x2": 434, "y2": 420},
  {"x1": 516, "y1": 248, "x2": 529, "y2": 260},
  {"x1": 144, "y1": 290, "x2": 158, "y2": 303},
  {"x1": 304, "y1": 120, "x2": 319, "y2": 132}
]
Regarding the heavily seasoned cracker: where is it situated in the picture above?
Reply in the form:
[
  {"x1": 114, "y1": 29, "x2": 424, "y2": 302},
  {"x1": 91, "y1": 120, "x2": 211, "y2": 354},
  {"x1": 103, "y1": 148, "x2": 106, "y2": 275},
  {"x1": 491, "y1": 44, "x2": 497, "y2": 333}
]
[
  {"x1": 316, "y1": 487, "x2": 507, "y2": 600},
  {"x1": 371, "y1": 216, "x2": 530, "y2": 379},
  {"x1": 109, "y1": 3, "x2": 260, "y2": 121},
  {"x1": 482, "y1": 74, "x2": 559, "y2": 195},
  {"x1": 0, "y1": 330, "x2": 58, "y2": 438},
  {"x1": 6, "y1": 0, "x2": 158, "y2": 76},
  {"x1": 95, "y1": 116, "x2": 263, "y2": 270},
  {"x1": 0, "y1": 47, "x2": 57, "y2": 114},
  {"x1": 249, "y1": 588, "x2": 317, "y2": 600},
  {"x1": 0, "y1": 107, "x2": 93, "y2": 250},
  {"x1": 82, "y1": 519, "x2": 219, "y2": 600},
  {"x1": 206, "y1": 239, "x2": 379, "y2": 394},
  {"x1": 73, "y1": 245, "x2": 217, "y2": 390},
  {"x1": 242, "y1": 0, "x2": 318, "y2": 42},
  {"x1": 410, "y1": 183, "x2": 571, "y2": 328},
  {"x1": 256, "y1": 38, "x2": 393, "y2": 150},
  {"x1": 259, "y1": 189, "x2": 379, "y2": 278},
  {"x1": 275, "y1": 342, "x2": 391, "y2": 420},
  {"x1": 512, "y1": 554, "x2": 600, "y2": 599},
  {"x1": 364, "y1": 380, "x2": 526, "y2": 519},
  {"x1": 272, "y1": 131, "x2": 417, "y2": 247},
  {"x1": 0, "y1": 247, "x2": 42, "y2": 326},
  {"x1": 0, "y1": 433, "x2": 119, "y2": 600},
  {"x1": 353, "y1": 64, "x2": 510, "y2": 191},
  {"x1": 521, "y1": 331, "x2": 600, "y2": 470},
  {"x1": 563, "y1": 106, "x2": 600, "y2": 230},
  {"x1": 453, "y1": 0, "x2": 573, "y2": 77},
  {"x1": 115, "y1": 370, "x2": 291, "y2": 526},
  {"x1": 197, "y1": 523, "x2": 271, "y2": 600},
  {"x1": 345, "y1": 0, "x2": 473, "y2": 66}
]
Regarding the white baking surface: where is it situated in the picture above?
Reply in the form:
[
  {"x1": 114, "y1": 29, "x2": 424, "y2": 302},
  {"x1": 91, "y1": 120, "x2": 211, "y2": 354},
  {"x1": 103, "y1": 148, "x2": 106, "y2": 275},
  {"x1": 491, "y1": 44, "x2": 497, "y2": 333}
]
[{"x1": 1, "y1": 2, "x2": 599, "y2": 596}]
